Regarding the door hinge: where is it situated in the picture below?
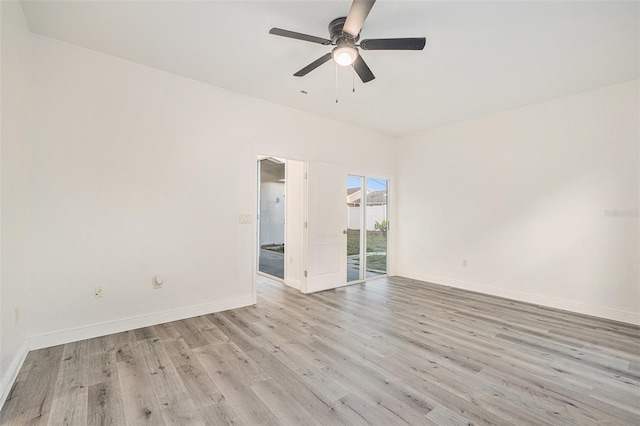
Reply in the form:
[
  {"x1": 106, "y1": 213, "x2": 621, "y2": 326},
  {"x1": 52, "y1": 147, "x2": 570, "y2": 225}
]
[
  {"x1": 304, "y1": 172, "x2": 308, "y2": 179},
  {"x1": 304, "y1": 221, "x2": 308, "y2": 228},
  {"x1": 304, "y1": 270, "x2": 308, "y2": 277}
]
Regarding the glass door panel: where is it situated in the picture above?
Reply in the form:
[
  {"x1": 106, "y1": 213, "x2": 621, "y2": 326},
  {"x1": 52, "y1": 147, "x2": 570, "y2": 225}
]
[
  {"x1": 365, "y1": 178, "x2": 388, "y2": 276},
  {"x1": 347, "y1": 175, "x2": 364, "y2": 282}
]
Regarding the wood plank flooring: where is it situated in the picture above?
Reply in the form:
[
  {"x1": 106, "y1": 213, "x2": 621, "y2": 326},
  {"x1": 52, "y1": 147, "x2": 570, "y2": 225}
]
[{"x1": 2, "y1": 275, "x2": 639, "y2": 425}]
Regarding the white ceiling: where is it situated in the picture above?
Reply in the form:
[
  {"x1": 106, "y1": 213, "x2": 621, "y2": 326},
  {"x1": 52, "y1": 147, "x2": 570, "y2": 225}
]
[{"x1": 21, "y1": 1, "x2": 639, "y2": 137}]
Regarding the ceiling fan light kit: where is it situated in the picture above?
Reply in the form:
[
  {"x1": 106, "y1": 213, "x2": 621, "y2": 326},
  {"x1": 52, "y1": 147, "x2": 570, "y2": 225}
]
[
  {"x1": 332, "y1": 44, "x2": 358, "y2": 67},
  {"x1": 269, "y1": 0, "x2": 426, "y2": 84}
]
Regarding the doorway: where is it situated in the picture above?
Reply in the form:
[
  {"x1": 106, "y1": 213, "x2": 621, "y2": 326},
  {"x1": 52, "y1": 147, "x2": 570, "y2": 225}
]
[
  {"x1": 256, "y1": 156, "x2": 305, "y2": 290},
  {"x1": 258, "y1": 157, "x2": 286, "y2": 280},
  {"x1": 347, "y1": 175, "x2": 389, "y2": 282}
]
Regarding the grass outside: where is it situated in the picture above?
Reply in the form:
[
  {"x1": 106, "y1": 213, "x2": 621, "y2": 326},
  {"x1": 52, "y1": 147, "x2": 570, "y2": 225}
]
[
  {"x1": 348, "y1": 229, "x2": 387, "y2": 272},
  {"x1": 347, "y1": 229, "x2": 387, "y2": 255},
  {"x1": 364, "y1": 254, "x2": 387, "y2": 271}
]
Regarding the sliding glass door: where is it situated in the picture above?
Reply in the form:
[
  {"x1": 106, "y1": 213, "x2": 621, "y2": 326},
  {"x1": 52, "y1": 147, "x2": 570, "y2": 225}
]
[{"x1": 346, "y1": 175, "x2": 388, "y2": 282}]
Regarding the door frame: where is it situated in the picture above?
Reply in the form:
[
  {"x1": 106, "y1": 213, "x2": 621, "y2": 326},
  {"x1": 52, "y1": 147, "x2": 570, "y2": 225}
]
[{"x1": 253, "y1": 154, "x2": 307, "y2": 301}]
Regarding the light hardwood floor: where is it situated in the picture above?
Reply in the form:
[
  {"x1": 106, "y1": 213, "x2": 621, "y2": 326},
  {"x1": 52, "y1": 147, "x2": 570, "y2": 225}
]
[{"x1": 2, "y1": 275, "x2": 639, "y2": 425}]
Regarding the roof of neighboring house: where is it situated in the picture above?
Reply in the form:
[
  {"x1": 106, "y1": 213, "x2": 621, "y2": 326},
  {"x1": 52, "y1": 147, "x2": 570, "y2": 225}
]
[
  {"x1": 347, "y1": 188, "x2": 370, "y2": 205},
  {"x1": 366, "y1": 190, "x2": 388, "y2": 204},
  {"x1": 348, "y1": 190, "x2": 387, "y2": 205}
]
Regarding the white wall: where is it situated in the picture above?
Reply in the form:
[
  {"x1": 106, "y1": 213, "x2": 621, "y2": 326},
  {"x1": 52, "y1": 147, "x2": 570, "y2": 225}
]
[
  {"x1": 395, "y1": 80, "x2": 640, "y2": 324},
  {"x1": 26, "y1": 34, "x2": 395, "y2": 345},
  {"x1": 0, "y1": 0, "x2": 32, "y2": 400}
]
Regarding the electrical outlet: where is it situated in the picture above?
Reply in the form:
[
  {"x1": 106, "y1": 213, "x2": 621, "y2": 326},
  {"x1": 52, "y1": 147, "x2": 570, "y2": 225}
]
[
  {"x1": 154, "y1": 275, "x2": 164, "y2": 289},
  {"x1": 462, "y1": 259, "x2": 468, "y2": 267},
  {"x1": 14, "y1": 306, "x2": 20, "y2": 325},
  {"x1": 95, "y1": 286, "x2": 104, "y2": 298}
]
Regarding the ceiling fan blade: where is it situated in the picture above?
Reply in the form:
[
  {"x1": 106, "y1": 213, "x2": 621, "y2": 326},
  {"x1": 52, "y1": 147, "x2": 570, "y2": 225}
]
[
  {"x1": 353, "y1": 54, "x2": 375, "y2": 83},
  {"x1": 269, "y1": 28, "x2": 332, "y2": 45},
  {"x1": 343, "y1": 0, "x2": 376, "y2": 37},
  {"x1": 294, "y1": 53, "x2": 333, "y2": 77},
  {"x1": 360, "y1": 37, "x2": 426, "y2": 51}
]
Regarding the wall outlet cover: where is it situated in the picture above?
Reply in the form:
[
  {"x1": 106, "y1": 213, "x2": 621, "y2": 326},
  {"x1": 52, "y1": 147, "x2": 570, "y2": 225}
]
[{"x1": 154, "y1": 275, "x2": 164, "y2": 289}]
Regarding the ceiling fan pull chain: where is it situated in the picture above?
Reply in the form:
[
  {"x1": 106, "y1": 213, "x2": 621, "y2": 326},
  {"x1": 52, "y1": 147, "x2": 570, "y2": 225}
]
[
  {"x1": 352, "y1": 65, "x2": 356, "y2": 93},
  {"x1": 335, "y1": 62, "x2": 339, "y2": 103}
]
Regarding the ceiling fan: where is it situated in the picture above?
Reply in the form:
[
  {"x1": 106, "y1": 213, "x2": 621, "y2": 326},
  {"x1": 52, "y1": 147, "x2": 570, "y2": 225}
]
[{"x1": 269, "y1": 0, "x2": 426, "y2": 83}]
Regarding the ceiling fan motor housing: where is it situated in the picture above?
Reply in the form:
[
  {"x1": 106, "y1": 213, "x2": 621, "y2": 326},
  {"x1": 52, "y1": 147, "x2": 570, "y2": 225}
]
[{"x1": 329, "y1": 17, "x2": 359, "y2": 44}]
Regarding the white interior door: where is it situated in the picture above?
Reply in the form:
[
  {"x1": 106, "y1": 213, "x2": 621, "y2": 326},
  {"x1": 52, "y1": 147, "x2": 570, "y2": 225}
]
[
  {"x1": 304, "y1": 161, "x2": 346, "y2": 293},
  {"x1": 285, "y1": 159, "x2": 305, "y2": 290}
]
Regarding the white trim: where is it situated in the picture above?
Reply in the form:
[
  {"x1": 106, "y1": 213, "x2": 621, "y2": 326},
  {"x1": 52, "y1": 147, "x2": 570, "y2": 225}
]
[
  {"x1": 0, "y1": 341, "x2": 29, "y2": 410},
  {"x1": 28, "y1": 295, "x2": 254, "y2": 351},
  {"x1": 301, "y1": 161, "x2": 309, "y2": 294},
  {"x1": 360, "y1": 176, "x2": 367, "y2": 281},
  {"x1": 253, "y1": 157, "x2": 259, "y2": 304},
  {"x1": 399, "y1": 270, "x2": 640, "y2": 326},
  {"x1": 255, "y1": 154, "x2": 292, "y2": 300}
]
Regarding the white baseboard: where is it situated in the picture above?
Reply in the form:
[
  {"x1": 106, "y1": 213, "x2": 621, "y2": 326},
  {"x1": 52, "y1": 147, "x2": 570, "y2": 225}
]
[
  {"x1": 0, "y1": 341, "x2": 29, "y2": 411},
  {"x1": 28, "y1": 295, "x2": 254, "y2": 351},
  {"x1": 397, "y1": 270, "x2": 640, "y2": 326}
]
